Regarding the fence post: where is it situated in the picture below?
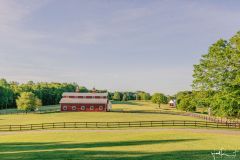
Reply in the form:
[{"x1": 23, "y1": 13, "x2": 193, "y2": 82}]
[
  {"x1": 206, "y1": 121, "x2": 207, "y2": 128},
  {"x1": 20, "y1": 125, "x2": 22, "y2": 131},
  {"x1": 195, "y1": 121, "x2": 196, "y2": 127},
  {"x1": 9, "y1": 125, "x2": 11, "y2": 131},
  {"x1": 173, "y1": 120, "x2": 175, "y2": 126},
  {"x1": 151, "y1": 121, "x2": 152, "y2": 127},
  {"x1": 31, "y1": 124, "x2": 32, "y2": 130},
  {"x1": 42, "y1": 123, "x2": 43, "y2": 129},
  {"x1": 184, "y1": 121, "x2": 185, "y2": 126}
]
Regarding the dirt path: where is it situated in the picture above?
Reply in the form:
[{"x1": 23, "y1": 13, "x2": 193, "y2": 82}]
[{"x1": 0, "y1": 128, "x2": 239, "y2": 136}]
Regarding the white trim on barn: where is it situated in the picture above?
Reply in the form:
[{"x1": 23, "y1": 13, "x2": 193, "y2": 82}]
[
  {"x1": 60, "y1": 98, "x2": 108, "y2": 104},
  {"x1": 62, "y1": 92, "x2": 108, "y2": 97}
]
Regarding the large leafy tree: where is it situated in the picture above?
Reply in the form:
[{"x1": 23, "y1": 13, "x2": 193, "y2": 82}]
[
  {"x1": 113, "y1": 92, "x2": 121, "y2": 101},
  {"x1": 136, "y1": 91, "x2": 151, "y2": 100},
  {"x1": 122, "y1": 94, "x2": 128, "y2": 101},
  {"x1": 176, "y1": 91, "x2": 196, "y2": 112},
  {"x1": 193, "y1": 32, "x2": 240, "y2": 118},
  {"x1": 151, "y1": 93, "x2": 168, "y2": 108},
  {"x1": 0, "y1": 79, "x2": 14, "y2": 109},
  {"x1": 16, "y1": 92, "x2": 42, "y2": 112}
]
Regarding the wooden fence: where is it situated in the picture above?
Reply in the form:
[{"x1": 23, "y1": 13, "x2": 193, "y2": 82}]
[
  {"x1": 0, "y1": 120, "x2": 239, "y2": 131},
  {"x1": 113, "y1": 110, "x2": 240, "y2": 125},
  {"x1": 183, "y1": 112, "x2": 240, "y2": 124}
]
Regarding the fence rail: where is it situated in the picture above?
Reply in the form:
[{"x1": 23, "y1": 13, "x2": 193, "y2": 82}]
[
  {"x1": 112, "y1": 110, "x2": 240, "y2": 125},
  {"x1": 0, "y1": 120, "x2": 239, "y2": 131}
]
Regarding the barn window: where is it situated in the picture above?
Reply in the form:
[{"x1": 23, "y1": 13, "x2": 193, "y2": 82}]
[
  {"x1": 81, "y1": 106, "x2": 86, "y2": 110},
  {"x1": 72, "y1": 106, "x2": 76, "y2": 110},
  {"x1": 63, "y1": 106, "x2": 67, "y2": 111},
  {"x1": 90, "y1": 106, "x2": 94, "y2": 110},
  {"x1": 99, "y1": 106, "x2": 103, "y2": 110}
]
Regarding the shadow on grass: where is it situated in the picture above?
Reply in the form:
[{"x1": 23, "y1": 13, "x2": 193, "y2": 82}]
[
  {"x1": 0, "y1": 139, "x2": 199, "y2": 152},
  {"x1": 1, "y1": 148, "x2": 234, "y2": 160},
  {"x1": 0, "y1": 139, "x2": 218, "y2": 160}
]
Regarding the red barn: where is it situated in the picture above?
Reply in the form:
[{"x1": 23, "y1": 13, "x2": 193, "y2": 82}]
[{"x1": 59, "y1": 92, "x2": 111, "y2": 112}]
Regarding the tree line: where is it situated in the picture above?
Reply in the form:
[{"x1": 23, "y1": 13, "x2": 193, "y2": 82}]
[
  {"x1": 0, "y1": 79, "x2": 170, "y2": 111},
  {"x1": 176, "y1": 31, "x2": 240, "y2": 118},
  {"x1": 109, "y1": 91, "x2": 170, "y2": 108},
  {"x1": 0, "y1": 79, "x2": 77, "y2": 110}
]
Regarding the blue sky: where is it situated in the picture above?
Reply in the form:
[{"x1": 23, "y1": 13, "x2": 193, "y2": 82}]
[{"x1": 0, "y1": 0, "x2": 240, "y2": 94}]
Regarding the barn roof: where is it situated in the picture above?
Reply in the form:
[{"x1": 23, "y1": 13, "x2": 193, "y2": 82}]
[
  {"x1": 60, "y1": 98, "x2": 108, "y2": 104},
  {"x1": 62, "y1": 92, "x2": 108, "y2": 97},
  {"x1": 169, "y1": 100, "x2": 174, "y2": 103}
]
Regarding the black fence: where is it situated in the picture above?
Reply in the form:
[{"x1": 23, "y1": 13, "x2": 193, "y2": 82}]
[{"x1": 0, "y1": 120, "x2": 239, "y2": 131}]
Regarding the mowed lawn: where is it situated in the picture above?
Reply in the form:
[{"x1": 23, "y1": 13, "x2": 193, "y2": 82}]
[
  {"x1": 0, "y1": 129, "x2": 239, "y2": 160},
  {"x1": 0, "y1": 101, "x2": 202, "y2": 125}
]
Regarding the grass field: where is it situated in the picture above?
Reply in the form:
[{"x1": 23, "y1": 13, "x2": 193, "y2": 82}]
[
  {"x1": 0, "y1": 101, "x2": 203, "y2": 125},
  {"x1": 0, "y1": 101, "x2": 239, "y2": 160},
  {"x1": 0, "y1": 129, "x2": 239, "y2": 160}
]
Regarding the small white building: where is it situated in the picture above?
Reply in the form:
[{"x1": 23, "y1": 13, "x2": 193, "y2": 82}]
[{"x1": 169, "y1": 100, "x2": 176, "y2": 107}]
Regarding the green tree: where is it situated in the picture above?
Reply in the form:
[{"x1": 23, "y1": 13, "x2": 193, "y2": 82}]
[
  {"x1": 176, "y1": 91, "x2": 196, "y2": 112},
  {"x1": 122, "y1": 94, "x2": 128, "y2": 101},
  {"x1": 151, "y1": 93, "x2": 168, "y2": 108},
  {"x1": 113, "y1": 92, "x2": 121, "y2": 101},
  {"x1": 193, "y1": 32, "x2": 240, "y2": 118},
  {"x1": 0, "y1": 79, "x2": 14, "y2": 109},
  {"x1": 16, "y1": 92, "x2": 42, "y2": 112},
  {"x1": 136, "y1": 91, "x2": 151, "y2": 100},
  {"x1": 78, "y1": 86, "x2": 88, "y2": 93}
]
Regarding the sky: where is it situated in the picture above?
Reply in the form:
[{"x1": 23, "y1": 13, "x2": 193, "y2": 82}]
[{"x1": 0, "y1": 0, "x2": 240, "y2": 95}]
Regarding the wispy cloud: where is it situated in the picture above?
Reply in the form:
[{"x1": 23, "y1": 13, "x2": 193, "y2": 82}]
[{"x1": 0, "y1": 0, "x2": 53, "y2": 45}]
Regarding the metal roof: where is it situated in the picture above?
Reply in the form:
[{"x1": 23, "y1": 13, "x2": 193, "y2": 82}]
[
  {"x1": 60, "y1": 98, "x2": 108, "y2": 104},
  {"x1": 62, "y1": 92, "x2": 108, "y2": 97}
]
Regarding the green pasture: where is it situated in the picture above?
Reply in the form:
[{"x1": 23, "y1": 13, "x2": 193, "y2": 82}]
[
  {"x1": 0, "y1": 129, "x2": 239, "y2": 160},
  {"x1": 0, "y1": 101, "x2": 239, "y2": 160},
  {"x1": 0, "y1": 101, "x2": 203, "y2": 125}
]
